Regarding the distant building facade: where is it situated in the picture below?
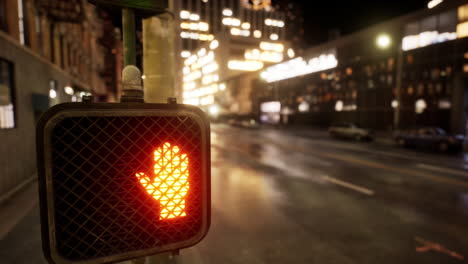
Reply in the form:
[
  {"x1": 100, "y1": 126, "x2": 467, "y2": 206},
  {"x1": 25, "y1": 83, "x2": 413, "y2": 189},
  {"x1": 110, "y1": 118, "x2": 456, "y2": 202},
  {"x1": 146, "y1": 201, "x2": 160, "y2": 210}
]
[
  {"x1": 0, "y1": 0, "x2": 121, "y2": 200},
  {"x1": 248, "y1": 0, "x2": 468, "y2": 134},
  {"x1": 174, "y1": 0, "x2": 301, "y2": 114}
]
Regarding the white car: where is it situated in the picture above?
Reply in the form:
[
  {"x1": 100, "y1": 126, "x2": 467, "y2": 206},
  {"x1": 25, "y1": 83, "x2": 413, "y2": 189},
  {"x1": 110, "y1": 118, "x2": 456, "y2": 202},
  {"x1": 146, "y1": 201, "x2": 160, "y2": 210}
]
[{"x1": 328, "y1": 122, "x2": 374, "y2": 141}]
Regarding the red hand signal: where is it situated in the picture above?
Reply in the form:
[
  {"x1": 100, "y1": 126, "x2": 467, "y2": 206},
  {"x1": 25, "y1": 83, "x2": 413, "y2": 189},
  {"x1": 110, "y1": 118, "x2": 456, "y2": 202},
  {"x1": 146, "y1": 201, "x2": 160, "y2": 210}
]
[{"x1": 136, "y1": 142, "x2": 189, "y2": 220}]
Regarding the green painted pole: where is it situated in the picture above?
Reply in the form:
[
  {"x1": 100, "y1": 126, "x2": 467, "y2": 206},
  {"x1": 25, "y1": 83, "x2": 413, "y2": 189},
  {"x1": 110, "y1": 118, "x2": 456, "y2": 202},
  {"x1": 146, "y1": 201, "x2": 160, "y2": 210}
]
[{"x1": 122, "y1": 8, "x2": 136, "y2": 66}]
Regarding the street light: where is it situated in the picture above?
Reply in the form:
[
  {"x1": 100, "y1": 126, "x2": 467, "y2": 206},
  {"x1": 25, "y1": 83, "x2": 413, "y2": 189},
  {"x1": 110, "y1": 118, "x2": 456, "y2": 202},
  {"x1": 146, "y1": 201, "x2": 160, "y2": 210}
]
[{"x1": 376, "y1": 34, "x2": 391, "y2": 49}]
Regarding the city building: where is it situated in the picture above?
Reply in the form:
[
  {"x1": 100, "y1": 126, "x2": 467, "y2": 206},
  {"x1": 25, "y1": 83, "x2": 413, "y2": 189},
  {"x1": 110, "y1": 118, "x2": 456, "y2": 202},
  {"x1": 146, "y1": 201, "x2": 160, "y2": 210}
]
[
  {"x1": 174, "y1": 0, "x2": 299, "y2": 114},
  {"x1": 246, "y1": 0, "x2": 468, "y2": 134},
  {"x1": 0, "y1": 0, "x2": 121, "y2": 200}
]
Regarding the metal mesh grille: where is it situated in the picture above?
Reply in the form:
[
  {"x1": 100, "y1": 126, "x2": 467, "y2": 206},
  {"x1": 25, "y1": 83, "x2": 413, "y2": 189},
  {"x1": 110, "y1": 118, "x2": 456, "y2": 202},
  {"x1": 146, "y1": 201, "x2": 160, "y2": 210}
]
[{"x1": 50, "y1": 115, "x2": 204, "y2": 260}]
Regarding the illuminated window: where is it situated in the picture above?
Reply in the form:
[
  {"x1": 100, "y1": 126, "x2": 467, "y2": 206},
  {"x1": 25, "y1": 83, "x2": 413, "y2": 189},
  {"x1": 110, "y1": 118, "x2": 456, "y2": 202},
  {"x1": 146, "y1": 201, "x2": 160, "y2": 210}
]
[
  {"x1": 189, "y1": 14, "x2": 200, "y2": 21},
  {"x1": 270, "y1": 33, "x2": 279, "y2": 40},
  {"x1": 222, "y1": 8, "x2": 233, "y2": 16},
  {"x1": 415, "y1": 99, "x2": 427, "y2": 114},
  {"x1": 181, "y1": 50, "x2": 191, "y2": 58},
  {"x1": 0, "y1": 59, "x2": 15, "y2": 129},
  {"x1": 253, "y1": 30, "x2": 262, "y2": 38},
  {"x1": 136, "y1": 142, "x2": 189, "y2": 220},
  {"x1": 180, "y1": 10, "x2": 190, "y2": 19},
  {"x1": 457, "y1": 21, "x2": 468, "y2": 38},
  {"x1": 459, "y1": 4, "x2": 468, "y2": 22}
]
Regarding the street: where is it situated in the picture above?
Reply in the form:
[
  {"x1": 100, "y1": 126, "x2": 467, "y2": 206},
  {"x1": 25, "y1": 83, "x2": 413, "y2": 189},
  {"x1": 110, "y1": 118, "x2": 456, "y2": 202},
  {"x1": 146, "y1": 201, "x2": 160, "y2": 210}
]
[{"x1": 1, "y1": 124, "x2": 468, "y2": 263}]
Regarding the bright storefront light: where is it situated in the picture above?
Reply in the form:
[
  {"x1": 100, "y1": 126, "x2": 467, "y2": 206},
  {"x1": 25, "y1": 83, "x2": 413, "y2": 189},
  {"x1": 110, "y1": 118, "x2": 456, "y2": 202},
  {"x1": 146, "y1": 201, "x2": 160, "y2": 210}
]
[
  {"x1": 261, "y1": 53, "x2": 338, "y2": 83},
  {"x1": 228, "y1": 60, "x2": 264, "y2": 71}
]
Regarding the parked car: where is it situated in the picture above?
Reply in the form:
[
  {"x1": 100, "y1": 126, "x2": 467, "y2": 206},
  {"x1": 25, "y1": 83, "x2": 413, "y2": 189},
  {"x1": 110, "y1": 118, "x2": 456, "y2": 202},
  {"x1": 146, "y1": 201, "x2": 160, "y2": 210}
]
[
  {"x1": 328, "y1": 122, "x2": 374, "y2": 141},
  {"x1": 228, "y1": 115, "x2": 260, "y2": 129},
  {"x1": 393, "y1": 127, "x2": 464, "y2": 152}
]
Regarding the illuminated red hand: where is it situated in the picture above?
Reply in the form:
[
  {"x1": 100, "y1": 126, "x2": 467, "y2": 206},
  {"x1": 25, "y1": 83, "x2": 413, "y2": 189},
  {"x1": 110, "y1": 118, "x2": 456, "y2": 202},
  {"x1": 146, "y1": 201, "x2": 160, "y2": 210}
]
[{"x1": 136, "y1": 142, "x2": 189, "y2": 220}]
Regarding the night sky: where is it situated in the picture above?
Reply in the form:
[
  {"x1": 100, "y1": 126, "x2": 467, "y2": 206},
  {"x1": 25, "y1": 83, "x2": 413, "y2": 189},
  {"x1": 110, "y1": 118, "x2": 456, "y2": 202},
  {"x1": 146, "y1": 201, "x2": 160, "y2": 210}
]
[{"x1": 294, "y1": 0, "x2": 429, "y2": 45}]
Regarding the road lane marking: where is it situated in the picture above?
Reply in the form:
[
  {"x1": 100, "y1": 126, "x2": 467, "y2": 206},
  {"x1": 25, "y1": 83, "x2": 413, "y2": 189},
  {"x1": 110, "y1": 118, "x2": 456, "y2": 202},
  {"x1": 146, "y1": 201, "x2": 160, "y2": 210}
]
[
  {"x1": 415, "y1": 236, "x2": 464, "y2": 260},
  {"x1": 212, "y1": 129, "x2": 468, "y2": 188},
  {"x1": 255, "y1": 137, "x2": 468, "y2": 188},
  {"x1": 417, "y1": 163, "x2": 468, "y2": 179},
  {"x1": 322, "y1": 176, "x2": 375, "y2": 196}
]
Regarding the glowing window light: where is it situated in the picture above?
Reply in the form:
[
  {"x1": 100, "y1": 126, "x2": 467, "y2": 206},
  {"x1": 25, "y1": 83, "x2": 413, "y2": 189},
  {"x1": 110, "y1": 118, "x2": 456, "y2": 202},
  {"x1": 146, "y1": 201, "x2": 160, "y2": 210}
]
[
  {"x1": 253, "y1": 30, "x2": 262, "y2": 38},
  {"x1": 222, "y1": 17, "x2": 232, "y2": 26},
  {"x1": 183, "y1": 82, "x2": 196, "y2": 90},
  {"x1": 180, "y1": 10, "x2": 190, "y2": 19},
  {"x1": 261, "y1": 101, "x2": 281, "y2": 113},
  {"x1": 184, "y1": 55, "x2": 197, "y2": 66},
  {"x1": 202, "y1": 62, "x2": 218, "y2": 74},
  {"x1": 209, "y1": 39, "x2": 219, "y2": 50},
  {"x1": 298, "y1": 101, "x2": 309, "y2": 112},
  {"x1": 335, "y1": 100, "x2": 343, "y2": 112},
  {"x1": 49, "y1": 89, "x2": 57, "y2": 99},
  {"x1": 183, "y1": 70, "x2": 202, "y2": 82},
  {"x1": 219, "y1": 83, "x2": 226, "y2": 91},
  {"x1": 228, "y1": 60, "x2": 264, "y2": 71},
  {"x1": 230, "y1": 28, "x2": 241, "y2": 35},
  {"x1": 189, "y1": 23, "x2": 199, "y2": 30},
  {"x1": 199, "y1": 34, "x2": 214, "y2": 41},
  {"x1": 457, "y1": 22, "x2": 468, "y2": 39},
  {"x1": 265, "y1": 18, "x2": 284, "y2": 27},
  {"x1": 180, "y1": 31, "x2": 190, "y2": 38},
  {"x1": 270, "y1": 33, "x2": 279, "y2": 40},
  {"x1": 415, "y1": 99, "x2": 427, "y2": 114},
  {"x1": 183, "y1": 66, "x2": 190, "y2": 75},
  {"x1": 261, "y1": 54, "x2": 338, "y2": 83},
  {"x1": 184, "y1": 98, "x2": 199, "y2": 105},
  {"x1": 287, "y1": 48, "x2": 295, "y2": 58},
  {"x1": 427, "y1": 0, "x2": 443, "y2": 9},
  {"x1": 245, "y1": 49, "x2": 283, "y2": 63},
  {"x1": 223, "y1": 8, "x2": 233, "y2": 16},
  {"x1": 198, "y1": 48, "x2": 207, "y2": 57},
  {"x1": 197, "y1": 51, "x2": 214, "y2": 67},
  {"x1": 189, "y1": 14, "x2": 200, "y2": 21},
  {"x1": 198, "y1": 22, "x2": 209, "y2": 31},
  {"x1": 200, "y1": 95, "x2": 214, "y2": 105},
  {"x1": 136, "y1": 142, "x2": 189, "y2": 220},
  {"x1": 241, "y1": 30, "x2": 250, "y2": 37},
  {"x1": 181, "y1": 51, "x2": 191, "y2": 58},
  {"x1": 202, "y1": 75, "x2": 215, "y2": 85},
  {"x1": 402, "y1": 31, "x2": 457, "y2": 51},
  {"x1": 241, "y1": 22, "x2": 251, "y2": 29},
  {"x1": 260, "y1": 42, "x2": 284, "y2": 52},
  {"x1": 64, "y1": 86, "x2": 74, "y2": 95},
  {"x1": 189, "y1": 32, "x2": 200, "y2": 39},
  {"x1": 231, "y1": 18, "x2": 241, "y2": 27},
  {"x1": 180, "y1": 22, "x2": 190, "y2": 29},
  {"x1": 391, "y1": 100, "x2": 399, "y2": 109}
]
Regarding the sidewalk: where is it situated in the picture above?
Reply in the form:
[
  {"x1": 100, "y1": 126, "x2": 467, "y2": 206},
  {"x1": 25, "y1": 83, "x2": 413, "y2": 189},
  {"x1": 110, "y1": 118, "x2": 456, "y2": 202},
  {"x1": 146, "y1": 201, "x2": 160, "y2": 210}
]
[{"x1": 0, "y1": 178, "x2": 39, "y2": 240}]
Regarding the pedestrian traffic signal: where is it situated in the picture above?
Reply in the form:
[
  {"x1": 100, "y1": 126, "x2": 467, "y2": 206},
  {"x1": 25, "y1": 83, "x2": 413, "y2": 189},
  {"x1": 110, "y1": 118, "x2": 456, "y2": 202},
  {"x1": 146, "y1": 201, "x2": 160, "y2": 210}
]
[{"x1": 36, "y1": 102, "x2": 210, "y2": 264}]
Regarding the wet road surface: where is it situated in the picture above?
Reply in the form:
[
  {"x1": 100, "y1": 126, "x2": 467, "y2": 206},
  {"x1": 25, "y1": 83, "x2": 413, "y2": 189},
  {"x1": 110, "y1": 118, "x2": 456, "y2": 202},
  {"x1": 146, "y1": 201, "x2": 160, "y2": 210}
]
[{"x1": 1, "y1": 124, "x2": 468, "y2": 263}]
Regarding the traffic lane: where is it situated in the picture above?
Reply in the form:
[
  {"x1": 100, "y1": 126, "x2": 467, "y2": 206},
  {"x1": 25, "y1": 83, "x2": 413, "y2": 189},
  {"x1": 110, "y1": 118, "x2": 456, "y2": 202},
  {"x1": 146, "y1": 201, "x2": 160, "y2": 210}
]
[
  {"x1": 179, "y1": 140, "x2": 466, "y2": 264},
  {"x1": 213, "y1": 125, "x2": 468, "y2": 183},
  {"x1": 272, "y1": 126, "x2": 468, "y2": 172},
  {"x1": 212, "y1": 126, "x2": 468, "y2": 223}
]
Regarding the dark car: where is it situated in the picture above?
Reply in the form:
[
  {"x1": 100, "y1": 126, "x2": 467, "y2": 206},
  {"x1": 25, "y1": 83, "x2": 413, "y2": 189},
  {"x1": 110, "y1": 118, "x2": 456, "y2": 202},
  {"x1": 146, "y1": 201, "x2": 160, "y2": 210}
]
[
  {"x1": 394, "y1": 127, "x2": 464, "y2": 152},
  {"x1": 328, "y1": 122, "x2": 374, "y2": 141}
]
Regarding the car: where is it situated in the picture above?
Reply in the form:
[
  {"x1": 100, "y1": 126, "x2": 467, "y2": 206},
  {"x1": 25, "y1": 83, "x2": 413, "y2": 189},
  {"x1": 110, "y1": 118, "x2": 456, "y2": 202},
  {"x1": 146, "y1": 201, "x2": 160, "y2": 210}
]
[
  {"x1": 227, "y1": 115, "x2": 260, "y2": 129},
  {"x1": 328, "y1": 122, "x2": 374, "y2": 141},
  {"x1": 393, "y1": 127, "x2": 464, "y2": 152}
]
